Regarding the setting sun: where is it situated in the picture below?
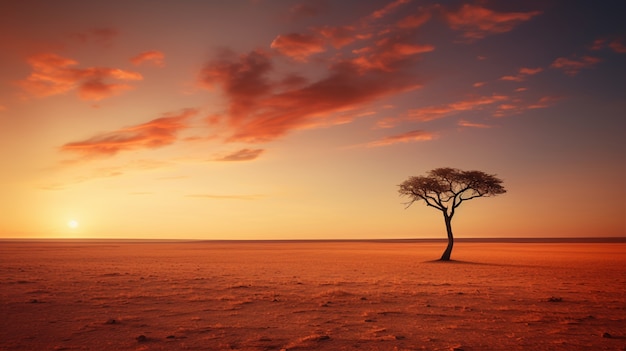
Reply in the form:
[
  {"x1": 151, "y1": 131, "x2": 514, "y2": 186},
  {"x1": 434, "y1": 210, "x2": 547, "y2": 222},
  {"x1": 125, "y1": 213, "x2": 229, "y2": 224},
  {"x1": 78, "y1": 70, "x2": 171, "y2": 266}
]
[{"x1": 67, "y1": 220, "x2": 79, "y2": 229}]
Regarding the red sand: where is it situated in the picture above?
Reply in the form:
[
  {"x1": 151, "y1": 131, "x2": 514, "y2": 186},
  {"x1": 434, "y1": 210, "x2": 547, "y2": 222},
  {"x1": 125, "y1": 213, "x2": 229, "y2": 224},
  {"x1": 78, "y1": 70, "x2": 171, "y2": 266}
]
[{"x1": 1, "y1": 240, "x2": 624, "y2": 350}]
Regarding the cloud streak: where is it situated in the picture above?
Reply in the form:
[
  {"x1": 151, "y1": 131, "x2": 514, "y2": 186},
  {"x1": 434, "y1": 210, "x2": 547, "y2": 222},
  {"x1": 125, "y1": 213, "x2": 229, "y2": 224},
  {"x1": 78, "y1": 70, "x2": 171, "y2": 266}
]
[
  {"x1": 131, "y1": 50, "x2": 165, "y2": 67},
  {"x1": 271, "y1": 33, "x2": 326, "y2": 62},
  {"x1": 61, "y1": 108, "x2": 197, "y2": 158},
  {"x1": 367, "y1": 130, "x2": 436, "y2": 147},
  {"x1": 458, "y1": 119, "x2": 492, "y2": 128},
  {"x1": 215, "y1": 148, "x2": 265, "y2": 162},
  {"x1": 17, "y1": 53, "x2": 143, "y2": 101},
  {"x1": 186, "y1": 194, "x2": 266, "y2": 200},
  {"x1": 199, "y1": 30, "x2": 429, "y2": 143},
  {"x1": 550, "y1": 56, "x2": 602, "y2": 76},
  {"x1": 445, "y1": 4, "x2": 541, "y2": 40},
  {"x1": 407, "y1": 94, "x2": 508, "y2": 122},
  {"x1": 500, "y1": 67, "x2": 543, "y2": 82}
]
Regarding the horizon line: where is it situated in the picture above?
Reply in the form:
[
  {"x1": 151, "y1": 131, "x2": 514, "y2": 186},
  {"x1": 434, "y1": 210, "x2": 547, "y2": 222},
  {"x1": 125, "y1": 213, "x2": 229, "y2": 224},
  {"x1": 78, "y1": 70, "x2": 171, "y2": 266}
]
[{"x1": 1, "y1": 237, "x2": 624, "y2": 244}]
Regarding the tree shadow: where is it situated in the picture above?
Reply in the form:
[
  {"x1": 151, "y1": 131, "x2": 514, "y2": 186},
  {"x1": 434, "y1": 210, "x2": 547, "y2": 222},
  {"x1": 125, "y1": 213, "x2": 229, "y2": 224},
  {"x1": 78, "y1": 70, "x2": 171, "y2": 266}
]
[{"x1": 422, "y1": 259, "x2": 505, "y2": 267}]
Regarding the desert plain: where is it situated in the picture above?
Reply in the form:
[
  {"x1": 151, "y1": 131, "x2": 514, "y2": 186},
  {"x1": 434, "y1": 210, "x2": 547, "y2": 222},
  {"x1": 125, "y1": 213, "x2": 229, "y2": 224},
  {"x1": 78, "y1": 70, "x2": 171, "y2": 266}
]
[{"x1": 0, "y1": 239, "x2": 624, "y2": 351}]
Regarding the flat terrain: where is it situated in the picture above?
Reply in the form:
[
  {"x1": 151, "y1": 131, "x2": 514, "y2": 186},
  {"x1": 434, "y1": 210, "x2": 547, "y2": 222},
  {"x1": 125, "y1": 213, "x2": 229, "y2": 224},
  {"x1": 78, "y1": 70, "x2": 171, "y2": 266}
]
[{"x1": 1, "y1": 240, "x2": 625, "y2": 350}]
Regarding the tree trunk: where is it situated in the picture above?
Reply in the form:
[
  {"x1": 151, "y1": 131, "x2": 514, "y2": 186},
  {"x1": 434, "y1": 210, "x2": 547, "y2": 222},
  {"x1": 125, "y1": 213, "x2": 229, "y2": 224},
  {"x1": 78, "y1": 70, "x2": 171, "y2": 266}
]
[{"x1": 440, "y1": 213, "x2": 454, "y2": 261}]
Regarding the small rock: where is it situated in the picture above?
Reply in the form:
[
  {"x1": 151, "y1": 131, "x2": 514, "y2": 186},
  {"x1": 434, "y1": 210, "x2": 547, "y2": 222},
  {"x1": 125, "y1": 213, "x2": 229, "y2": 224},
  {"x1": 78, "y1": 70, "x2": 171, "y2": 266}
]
[
  {"x1": 104, "y1": 319, "x2": 117, "y2": 324},
  {"x1": 547, "y1": 296, "x2": 563, "y2": 302},
  {"x1": 602, "y1": 332, "x2": 612, "y2": 338},
  {"x1": 166, "y1": 335, "x2": 175, "y2": 339},
  {"x1": 29, "y1": 299, "x2": 39, "y2": 303},
  {"x1": 136, "y1": 335, "x2": 147, "y2": 342}
]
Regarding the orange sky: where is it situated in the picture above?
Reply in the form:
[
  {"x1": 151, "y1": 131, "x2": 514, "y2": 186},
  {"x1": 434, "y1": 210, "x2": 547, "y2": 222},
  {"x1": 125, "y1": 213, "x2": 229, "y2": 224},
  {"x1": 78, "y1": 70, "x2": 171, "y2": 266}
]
[{"x1": 1, "y1": 0, "x2": 624, "y2": 239}]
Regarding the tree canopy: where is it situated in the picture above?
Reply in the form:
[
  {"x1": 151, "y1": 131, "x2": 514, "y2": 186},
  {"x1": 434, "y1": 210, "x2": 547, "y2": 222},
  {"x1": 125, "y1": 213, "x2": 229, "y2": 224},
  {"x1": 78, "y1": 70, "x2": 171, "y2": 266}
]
[
  {"x1": 399, "y1": 167, "x2": 506, "y2": 216},
  {"x1": 399, "y1": 167, "x2": 506, "y2": 260}
]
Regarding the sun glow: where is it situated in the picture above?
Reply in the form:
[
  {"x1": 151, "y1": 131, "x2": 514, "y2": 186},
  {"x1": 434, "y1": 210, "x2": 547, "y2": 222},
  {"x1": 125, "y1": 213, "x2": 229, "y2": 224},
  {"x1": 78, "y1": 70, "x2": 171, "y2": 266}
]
[{"x1": 68, "y1": 220, "x2": 79, "y2": 229}]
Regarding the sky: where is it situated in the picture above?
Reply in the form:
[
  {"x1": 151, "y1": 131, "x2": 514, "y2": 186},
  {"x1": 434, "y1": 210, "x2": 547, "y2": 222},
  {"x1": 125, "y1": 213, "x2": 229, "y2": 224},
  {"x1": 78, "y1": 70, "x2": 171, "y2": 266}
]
[{"x1": 1, "y1": 0, "x2": 624, "y2": 240}]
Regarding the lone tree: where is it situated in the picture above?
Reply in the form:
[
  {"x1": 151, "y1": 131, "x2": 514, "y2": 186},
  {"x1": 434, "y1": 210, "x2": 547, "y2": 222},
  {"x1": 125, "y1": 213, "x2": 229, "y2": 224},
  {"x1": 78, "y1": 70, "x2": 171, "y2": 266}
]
[{"x1": 399, "y1": 167, "x2": 506, "y2": 261}]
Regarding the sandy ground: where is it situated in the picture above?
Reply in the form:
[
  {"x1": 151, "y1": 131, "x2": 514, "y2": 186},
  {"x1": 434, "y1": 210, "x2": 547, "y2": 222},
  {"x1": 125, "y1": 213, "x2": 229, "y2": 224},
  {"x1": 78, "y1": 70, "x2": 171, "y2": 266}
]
[{"x1": 0, "y1": 240, "x2": 625, "y2": 351}]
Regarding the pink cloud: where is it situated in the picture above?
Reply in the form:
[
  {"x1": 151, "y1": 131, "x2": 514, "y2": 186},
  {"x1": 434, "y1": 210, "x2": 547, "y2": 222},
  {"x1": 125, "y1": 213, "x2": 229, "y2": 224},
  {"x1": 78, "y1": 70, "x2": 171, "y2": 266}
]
[
  {"x1": 407, "y1": 94, "x2": 508, "y2": 121},
  {"x1": 374, "y1": 116, "x2": 402, "y2": 129},
  {"x1": 492, "y1": 95, "x2": 561, "y2": 117},
  {"x1": 199, "y1": 47, "x2": 424, "y2": 143},
  {"x1": 270, "y1": 33, "x2": 326, "y2": 61},
  {"x1": 500, "y1": 66, "x2": 543, "y2": 82},
  {"x1": 500, "y1": 75, "x2": 524, "y2": 82},
  {"x1": 458, "y1": 119, "x2": 492, "y2": 128},
  {"x1": 590, "y1": 37, "x2": 626, "y2": 53},
  {"x1": 314, "y1": 25, "x2": 357, "y2": 48},
  {"x1": 590, "y1": 38, "x2": 606, "y2": 51},
  {"x1": 550, "y1": 56, "x2": 601, "y2": 76},
  {"x1": 367, "y1": 129, "x2": 436, "y2": 147},
  {"x1": 287, "y1": 1, "x2": 329, "y2": 20},
  {"x1": 351, "y1": 36, "x2": 434, "y2": 72},
  {"x1": 215, "y1": 148, "x2": 265, "y2": 162},
  {"x1": 445, "y1": 4, "x2": 541, "y2": 40},
  {"x1": 131, "y1": 50, "x2": 165, "y2": 67},
  {"x1": 527, "y1": 96, "x2": 561, "y2": 109},
  {"x1": 17, "y1": 53, "x2": 142, "y2": 101},
  {"x1": 397, "y1": 11, "x2": 432, "y2": 29},
  {"x1": 519, "y1": 67, "x2": 543, "y2": 75},
  {"x1": 608, "y1": 39, "x2": 626, "y2": 53},
  {"x1": 369, "y1": 0, "x2": 411, "y2": 20},
  {"x1": 61, "y1": 108, "x2": 197, "y2": 158}
]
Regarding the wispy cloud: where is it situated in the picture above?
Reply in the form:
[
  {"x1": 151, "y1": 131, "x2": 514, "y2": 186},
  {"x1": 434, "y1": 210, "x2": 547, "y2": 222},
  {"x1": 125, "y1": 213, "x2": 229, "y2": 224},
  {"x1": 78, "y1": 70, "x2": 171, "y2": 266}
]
[
  {"x1": 396, "y1": 11, "x2": 432, "y2": 29},
  {"x1": 458, "y1": 119, "x2": 492, "y2": 128},
  {"x1": 367, "y1": 129, "x2": 436, "y2": 147},
  {"x1": 186, "y1": 194, "x2": 266, "y2": 200},
  {"x1": 314, "y1": 25, "x2": 357, "y2": 48},
  {"x1": 271, "y1": 33, "x2": 326, "y2": 62},
  {"x1": 407, "y1": 94, "x2": 508, "y2": 122},
  {"x1": 198, "y1": 38, "x2": 426, "y2": 143},
  {"x1": 39, "y1": 159, "x2": 171, "y2": 190},
  {"x1": 215, "y1": 148, "x2": 264, "y2": 162},
  {"x1": 500, "y1": 67, "x2": 543, "y2": 82},
  {"x1": 61, "y1": 108, "x2": 197, "y2": 158},
  {"x1": 445, "y1": 4, "x2": 541, "y2": 40},
  {"x1": 527, "y1": 95, "x2": 562, "y2": 109},
  {"x1": 17, "y1": 53, "x2": 142, "y2": 101},
  {"x1": 131, "y1": 50, "x2": 165, "y2": 67},
  {"x1": 493, "y1": 95, "x2": 561, "y2": 117},
  {"x1": 368, "y1": 0, "x2": 411, "y2": 20},
  {"x1": 608, "y1": 39, "x2": 626, "y2": 53},
  {"x1": 286, "y1": 0, "x2": 329, "y2": 20},
  {"x1": 550, "y1": 56, "x2": 602, "y2": 76},
  {"x1": 590, "y1": 37, "x2": 626, "y2": 53}
]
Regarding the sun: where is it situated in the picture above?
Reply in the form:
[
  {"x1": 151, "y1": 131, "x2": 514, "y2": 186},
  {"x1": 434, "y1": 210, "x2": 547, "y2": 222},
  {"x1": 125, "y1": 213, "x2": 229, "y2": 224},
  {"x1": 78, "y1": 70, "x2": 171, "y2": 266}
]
[{"x1": 68, "y1": 220, "x2": 79, "y2": 229}]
